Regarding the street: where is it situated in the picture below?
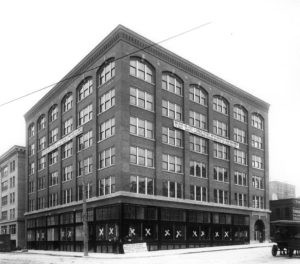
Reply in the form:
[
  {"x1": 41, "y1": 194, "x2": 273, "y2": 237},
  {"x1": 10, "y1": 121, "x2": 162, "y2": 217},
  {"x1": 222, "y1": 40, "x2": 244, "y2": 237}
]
[{"x1": 0, "y1": 246, "x2": 299, "y2": 264}]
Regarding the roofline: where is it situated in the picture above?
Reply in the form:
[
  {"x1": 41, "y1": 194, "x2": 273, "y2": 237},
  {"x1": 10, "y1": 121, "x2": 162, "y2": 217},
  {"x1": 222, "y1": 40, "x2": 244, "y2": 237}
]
[
  {"x1": 0, "y1": 145, "x2": 26, "y2": 163},
  {"x1": 24, "y1": 24, "x2": 270, "y2": 120}
]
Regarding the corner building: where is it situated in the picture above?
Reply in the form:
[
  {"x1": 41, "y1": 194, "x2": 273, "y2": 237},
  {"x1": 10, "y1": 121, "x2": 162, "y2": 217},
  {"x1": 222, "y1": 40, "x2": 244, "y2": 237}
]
[{"x1": 24, "y1": 25, "x2": 270, "y2": 252}]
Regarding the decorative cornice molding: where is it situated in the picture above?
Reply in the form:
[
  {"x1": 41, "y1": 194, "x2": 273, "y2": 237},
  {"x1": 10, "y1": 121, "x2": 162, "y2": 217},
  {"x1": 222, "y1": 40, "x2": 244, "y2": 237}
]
[{"x1": 24, "y1": 25, "x2": 269, "y2": 120}]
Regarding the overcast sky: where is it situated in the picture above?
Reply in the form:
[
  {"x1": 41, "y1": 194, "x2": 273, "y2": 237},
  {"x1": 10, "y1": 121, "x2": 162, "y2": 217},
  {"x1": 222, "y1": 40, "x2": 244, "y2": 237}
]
[{"x1": 0, "y1": 0, "x2": 299, "y2": 196}]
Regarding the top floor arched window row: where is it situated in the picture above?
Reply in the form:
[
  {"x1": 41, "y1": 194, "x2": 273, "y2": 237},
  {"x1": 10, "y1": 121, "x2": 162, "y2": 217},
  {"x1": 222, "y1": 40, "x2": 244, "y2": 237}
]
[
  {"x1": 37, "y1": 115, "x2": 46, "y2": 131},
  {"x1": 233, "y1": 105, "x2": 247, "y2": 123},
  {"x1": 49, "y1": 105, "x2": 58, "y2": 123},
  {"x1": 77, "y1": 77, "x2": 93, "y2": 102},
  {"x1": 213, "y1": 96, "x2": 228, "y2": 115},
  {"x1": 189, "y1": 85, "x2": 208, "y2": 106},
  {"x1": 251, "y1": 113, "x2": 264, "y2": 130},
  {"x1": 98, "y1": 58, "x2": 115, "y2": 86},
  {"x1": 62, "y1": 92, "x2": 73, "y2": 113},
  {"x1": 129, "y1": 57, "x2": 154, "y2": 84},
  {"x1": 162, "y1": 72, "x2": 183, "y2": 96}
]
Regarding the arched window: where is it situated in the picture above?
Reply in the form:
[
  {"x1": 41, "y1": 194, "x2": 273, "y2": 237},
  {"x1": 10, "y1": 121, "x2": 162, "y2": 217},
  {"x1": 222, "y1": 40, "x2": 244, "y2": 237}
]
[
  {"x1": 129, "y1": 57, "x2": 154, "y2": 84},
  {"x1": 49, "y1": 105, "x2": 58, "y2": 123},
  {"x1": 189, "y1": 85, "x2": 207, "y2": 106},
  {"x1": 62, "y1": 93, "x2": 73, "y2": 113},
  {"x1": 162, "y1": 72, "x2": 183, "y2": 96},
  {"x1": 37, "y1": 115, "x2": 46, "y2": 131},
  {"x1": 28, "y1": 123, "x2": 35, "y2": 138},
  {"x1": 77, "y1": 77, "x2": 93, "y2": 102},
  {"x1": 98, "y1": 58, "x2": 115, "y2": 86},
  {"x1": 213, "y1": 96, "x2": 228, "y2": 115},
  {"x1": 233, "y1": 105, "x2": 247, "y2": 123},
  {"x1": 251, "y1": 113, "x2": 264, "y2": 130}
]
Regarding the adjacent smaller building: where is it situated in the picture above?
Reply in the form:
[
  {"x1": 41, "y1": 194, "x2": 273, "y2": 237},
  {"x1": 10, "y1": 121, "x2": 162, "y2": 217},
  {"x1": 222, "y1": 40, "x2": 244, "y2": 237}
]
[
  {"x1": 0, "y1": 146, "x2": 26, "y2": 248},
  {"x1": 269, "y1": 181, "x2": 296, "y2": 201},
  {"x1": 270, "y1": 198, "x2": 300, "y2": 221}
]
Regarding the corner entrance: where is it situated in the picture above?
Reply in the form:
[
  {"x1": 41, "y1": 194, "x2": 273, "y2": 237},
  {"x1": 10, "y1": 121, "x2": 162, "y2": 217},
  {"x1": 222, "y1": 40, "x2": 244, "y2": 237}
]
[{"x1": 254, "y1": 219, "x2": 265, "y2": 242}]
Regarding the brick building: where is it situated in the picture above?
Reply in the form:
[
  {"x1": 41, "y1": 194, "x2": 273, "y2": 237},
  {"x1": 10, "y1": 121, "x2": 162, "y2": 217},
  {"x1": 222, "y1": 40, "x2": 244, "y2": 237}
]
[
  {"x1": 270, "y1": 198, "x2": 300, "y2": 221},
  {"x1": 0, "y1": 146, "x2": 26, "y2": 248},
  {"x1": 24, "y1": 25, "x2": 270, "y2": 252},
  {"x1": 269, "y1": 181, "x2": 296, "y2": 200}
]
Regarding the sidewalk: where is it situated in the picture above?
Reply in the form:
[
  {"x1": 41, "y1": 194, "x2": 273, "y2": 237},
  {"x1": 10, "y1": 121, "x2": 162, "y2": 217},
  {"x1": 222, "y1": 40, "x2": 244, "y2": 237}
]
[{"x1": 20, "y1": 242, "x2": 273, "y2": 259}]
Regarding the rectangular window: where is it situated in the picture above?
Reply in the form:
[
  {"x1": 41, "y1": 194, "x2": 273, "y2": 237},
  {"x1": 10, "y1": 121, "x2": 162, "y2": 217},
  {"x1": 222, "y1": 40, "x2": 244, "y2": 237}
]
[
  {"x1": 213, "y1": 167, "x2": 229, "y2": 182},
  {"x1": 29, "y1": 144, "x2": 35, "y2": 156},
  {"x1": 9, "y1": 161, "x2": 15, "y2": 173},
  {"x1": 189, "y1": 111, "x2": 207, "y2": 130},
  {"x1": 162, "y1": 154, "x2": 182, "y2": 173},
  {"x1": 130, "y1": 146, "x2": 154, "y2": 168},
  {"x1": 77, "y1": 157, "x2": 93, "y2": 176},
  {"x1": 252, "y1": 195, "x2": 264, "y2": 209},
  {"x1": 63, "y1": 118, "x2": 73, "y2": 135},
  {"x1": 252, "y1": 176, "x2": 264, "y2": 190},
  {"x1": 1, "y1": 211, "x2": 7, "y2": 220},
  {"x1": 190, "y1": 185, "x2": 207, "y2": 202},
  {"x1": 130, "y1": 117, "x2": 154, "y2": 139},
  {"x1": 9, "y1": 192, "x2": 15, "y2": 204},
  {"x1": 28, "y1": 162, "x2": 35, "y2": 175},
  {"x1": 162, "y1": 181, "x2": 182, "y2": 199},
  {"x1": 99, "y1": 88, "x2": 115, "y2": 113},
  {"x1": 252, "y1": 155, "x2": 263, "y2": 169},
  {"x1": 162, "y1": 100, "x2": 182, "y2": 120},
  {"x1": 162, "y1": 127, "x2": 182, "y2": 147},
  {"x1": 62, "y1": 189, "x2": 72, "y2": 204},
  {"x1": 130, "y1": 176, "x2": 154, "y2": 195},
  {"x1": 62, "y1": 141, "x2": 73, "y2": 159},
  {"x1": 28, "y1": 199, "x2": 35, "y2": 212},
  {"x1": 130, "y1": 87, "x2": 153, "y2": 111},
  {"x1": 98, "y1": 176, "x2": 116, "y2": 196},
  {"x1": 234, "y1": 128, "x2": 247, "y2": 144},
  {"x1": 213, "y1": 143, "x2": 228, "y2": 160},
  {"x1": 99, "y1": 147, "x2": 115, "y2": 169},
  {"x1": 214, "y1": 189, "x2": 229, "y2": 204},
  {"x1": 234, "y1": 193, "x2": 247, "y2": 206},
  {"x1": 78, "y1": 104, "x2": 93, "y2": 126},
  {"x1": 9, "y1": 224, "x2": 16, "y2": 235},
  {"x1": 1, "y1": 181, "x2": 8, "y2": 192},
  {"x1": 1, "y1": 195, "x2": 8, "y2": 206},
  {"x1": 10, "y1": 208, "x2": 15, "y2": 219},
  {"x1": 213, "y1": 120, "x2": 228, "y2": 137},
  {"x1": 1, "y1": 166, "x2": 9, "y2": 177},
  {"x1": 28, "y1": 181, "x2": 34, "y2": 193},
  {"x1": 38, "y1": 156, "x2": 46, "y2": 171},
  {"x1": 49, "y1": 193, "x2": 58, "y2": 207},
  {"x1": 37, "y1": 176, "x2": 46, "y2": 190},
  {"x1": 77, "y1": 130, "x2": 93, "y2": 151},
  {"x1": 213, "y1": 97, "x2": 228, "y2": 115},
  {"x1": 37, "y1": 197, "x2": 46, "y2": 210},
  {"x1": 38, "y1": 136, "x2": 46, "y2": 151},
  {"x1": 49, "y1": 128, "x2": 58, "y2": 144},
  {"x1": 251, "y1": 115, "x2": 263, "y2": 130},
  {"x1": 189, "y1": 135, "x2": 208, "y2": 154},
  {"x1": 77, "y1": 183, "x2": 93, "y2": 200},
  {"x1": 78, "y1": 79, "x2": 93, "y2": 101},
  {"x1": 234, "y1": 171, "x2": 248, "y2": 186},
  {"x1": 49, "y1": 171, "x2": 58, "y2": 186},
  {"x1": 251, "y1": 135, "x2": 263, "y2": 149},
  {"x1": 62, "y1": 165, "x2": 73, "y2": 182},
  {"x1": 234, "y1": 149, "x2": 247, "y2": 165},
  {"x1": 49, "y1": 150, "x2": 58, "y2": 165},
  {"x1": 9, "y1": 176, "x2": 15, "y2": 188},
  {"x1": 189, "y1": 161, "x2": 207, "y2": 178},
  {"x1": 99, "y1": 117, "x2": 115, "y2": 141}
]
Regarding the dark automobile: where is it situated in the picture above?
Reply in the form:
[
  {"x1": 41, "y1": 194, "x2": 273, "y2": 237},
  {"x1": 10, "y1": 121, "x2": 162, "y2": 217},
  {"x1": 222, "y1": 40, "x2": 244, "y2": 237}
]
[{"x1": 271, "y1": 220, "x2": 300, "y2": 257}]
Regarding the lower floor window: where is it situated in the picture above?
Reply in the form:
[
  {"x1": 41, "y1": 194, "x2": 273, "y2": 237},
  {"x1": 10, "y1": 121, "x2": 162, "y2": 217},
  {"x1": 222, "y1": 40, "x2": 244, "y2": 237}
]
[
  {"x1": 130, "y1": 176, "x2": 154, "y2": 195},
  {"x1": 162, "y1": 181, "x2": 182, "y2": 199}
]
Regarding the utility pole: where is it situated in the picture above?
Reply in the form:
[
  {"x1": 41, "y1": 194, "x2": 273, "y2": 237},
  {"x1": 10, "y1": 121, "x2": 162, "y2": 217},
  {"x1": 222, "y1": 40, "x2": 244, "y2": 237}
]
[{"x1": 82, "y1": 160, "x2": 88, "y2": 256}]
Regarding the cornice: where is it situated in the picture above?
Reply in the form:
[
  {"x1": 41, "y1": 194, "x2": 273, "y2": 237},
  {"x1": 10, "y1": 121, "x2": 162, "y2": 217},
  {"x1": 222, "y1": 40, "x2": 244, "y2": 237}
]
[
  {"x1": 0, "y1": 145, "x2": 26, "y2": 164},
  {"x1": 24, "y1": 25, "x2": 269, "y2": 120}
]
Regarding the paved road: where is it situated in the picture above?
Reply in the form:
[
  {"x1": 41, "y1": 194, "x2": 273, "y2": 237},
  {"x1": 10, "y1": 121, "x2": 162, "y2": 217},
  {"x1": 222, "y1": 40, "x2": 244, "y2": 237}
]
[{"x1": 0, "y1": 247, "x2": 299, "y2": 264}]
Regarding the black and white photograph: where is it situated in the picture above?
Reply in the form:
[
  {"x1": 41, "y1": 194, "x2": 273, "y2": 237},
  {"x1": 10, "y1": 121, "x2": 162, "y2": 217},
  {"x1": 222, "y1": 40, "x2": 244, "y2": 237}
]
[{"x1": 0, "y1": 0, "x2": 299, "y2": 263}]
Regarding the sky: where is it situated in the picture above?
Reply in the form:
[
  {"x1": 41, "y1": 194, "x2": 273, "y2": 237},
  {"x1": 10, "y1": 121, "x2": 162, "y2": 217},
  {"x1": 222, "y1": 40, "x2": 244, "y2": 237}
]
[{"x1": 0, "y1": 0, "x2": 299, "y2": 196}]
